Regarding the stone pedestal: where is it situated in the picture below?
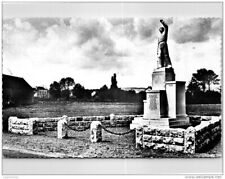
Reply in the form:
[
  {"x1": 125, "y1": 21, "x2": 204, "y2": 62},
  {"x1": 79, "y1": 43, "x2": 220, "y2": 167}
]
[
  {"x1": 152, "y1": 67, "x2": 175, "y2": 90},
  {"x1": 130, "y1": 65, "x2": 190, "y2": 129},
  {"x1": 57, "y1": 115, "x2": 68, "y2": 139},
  {"x1": 144, "y1": 89, "x2": 168, "y2": 119},
  {"x1": 90, "y1": 121, "x2": 102, "y2": 143},
  {"x1": 166, "y1": 81, "x2": 189, "y2": 127}
]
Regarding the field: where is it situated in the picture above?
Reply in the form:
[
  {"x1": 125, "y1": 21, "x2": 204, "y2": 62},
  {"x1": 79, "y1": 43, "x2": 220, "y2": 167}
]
[
  {"x1": 2, "y1": 101, "x2": 221, "y2": 119},
  {"x1": 2, "y1": 101, "x2": 222, "y2": 158},
  {"x1": 3, "y1": 101, "x2": 143, "y2": 119}
]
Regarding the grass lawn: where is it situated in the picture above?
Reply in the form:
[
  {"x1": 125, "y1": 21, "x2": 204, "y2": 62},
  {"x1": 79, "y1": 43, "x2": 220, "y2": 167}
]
[{"x1": 2, "y1": 101, "x2": 221, "y2": 120}]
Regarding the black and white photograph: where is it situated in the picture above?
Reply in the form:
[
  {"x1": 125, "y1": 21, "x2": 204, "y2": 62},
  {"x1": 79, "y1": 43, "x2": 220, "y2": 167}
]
[{"x1": 2, "y1": 1, "x2": 222, "y2": 170}]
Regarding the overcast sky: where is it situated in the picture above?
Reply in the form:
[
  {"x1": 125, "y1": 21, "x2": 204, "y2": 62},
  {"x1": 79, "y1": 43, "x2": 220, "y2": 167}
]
[{"x1": 2, "y1": 3, "x2": 222, "y2": 89}]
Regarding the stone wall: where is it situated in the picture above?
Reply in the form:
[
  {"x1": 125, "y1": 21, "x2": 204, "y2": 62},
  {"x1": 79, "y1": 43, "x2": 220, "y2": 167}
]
[
  {"x1": 195, "y1": 116, "x2": 221, "y2": 152},
  {"x1": 8, "y1": 115, "x2": 142, "y2": 134},
  {"x1": 136, "y1": 126, "x2": 193, "y2": 153},
  {"x1": 136, "y1": 116, "x2": 221, "y2": 154},
  {"x1": 8, "y1": 117, "x2": 34, "y2": 135}
]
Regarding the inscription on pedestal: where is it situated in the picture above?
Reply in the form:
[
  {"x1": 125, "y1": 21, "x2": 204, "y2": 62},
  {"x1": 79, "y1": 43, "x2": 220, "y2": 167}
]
[{"x1": 150, "y1": 95, "x2": 157, "y2": 110}]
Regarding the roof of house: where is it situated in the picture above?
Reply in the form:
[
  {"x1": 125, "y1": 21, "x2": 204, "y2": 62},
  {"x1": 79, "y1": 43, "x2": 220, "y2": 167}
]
[
  {"x1": 36, "y1": 86, "x2": 47, "y2": 90},
  {"x1": 3, "y1": 74, "x2": 34, "y2": 91}
]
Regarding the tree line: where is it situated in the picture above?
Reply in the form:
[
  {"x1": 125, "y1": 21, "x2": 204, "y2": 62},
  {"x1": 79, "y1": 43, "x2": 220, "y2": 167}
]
[
  {"x1": 49, "y1": 69, "x2": 221, "y2": 104},
  {"x1": 49, "y1": 73, "x2": 145, "y2": 102}
]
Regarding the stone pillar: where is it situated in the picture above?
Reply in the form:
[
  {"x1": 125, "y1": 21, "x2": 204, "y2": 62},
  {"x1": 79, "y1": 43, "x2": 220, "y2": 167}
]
[
  {"x1": 165, "y1": 81, "x2": 189, "y2": 127},
  {"x1": 90, "y1": 121, "x2": 102, "y2": 143},
  {"x1": 165, "y1": 81, "x2": 176, "y2": 118},
  {"x1": 30, "y1": 118, "x2": 38, "y2": 135},
  {"x1": 57, "y1": 115, "x2": 68, "y2": 139},
  {"x1": 143, "y1": 100, "x2": 149, "y2": 119},
  {"x1": 152, "y1": 67, "x2": 175, "y2": 90},
  {"x1": 135, "y1": 125, "x2": 143, "y2": 148},
  {"x1": 146, "y1": 90, "x2": 168, "y2": 119},
  {"x1": 110, "y1": 113, "x2": 116, "y2": 125},
  {"x1": 176, "y1": 81, "x2": 186, "y2": 117},
  {"x1": 184, "y1": 126, "x2": 195, "y2": 154}
]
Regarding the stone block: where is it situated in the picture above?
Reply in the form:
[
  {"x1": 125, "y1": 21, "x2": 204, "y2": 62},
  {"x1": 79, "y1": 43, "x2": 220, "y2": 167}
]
[
  {"x1": 152, "y1": 67, "x2": 175, "y2": 90},
  {"x1": 144, "y1": 90, "x2": 168, "y2": 119},
  {"x1": 130, "y1": 117, "x2": 149, "y2": 130},
  {"x1": 135, "y1": 128, "x2": 143, "y2": 148},
  {"x1": 83, "y1": 116, "x2": 91, "y2": 121},
  {"x1": 173, "y1": 137, "x2": 184, "y2": 145},
  {"x1": 165, "y1": 81, "x2": 187, "y2": 122},
  {"x1": 184, "y1": 126, "x2": 195, "y2": 154},
  {"x1": 8, "y1": 117, "x2": 34, "y2": 135},
  {"x1": 110, "y1": 113, "x2": 116, "y2": 125},
  {"x1": 8, "y1": 116, "x2": 17, "y2": 132},
  {"x1": 57, "y1": 116, "x2": 68, "y2": 139},
  {"x1": 90, "y1": 121, "x2": 102, "y2": 143},
  {"x1": 149, "y1": 118, "x2": 170, "y2": 128},
  {"x1": 97, "y1": 116, "x2": 105, "y2": 121}
]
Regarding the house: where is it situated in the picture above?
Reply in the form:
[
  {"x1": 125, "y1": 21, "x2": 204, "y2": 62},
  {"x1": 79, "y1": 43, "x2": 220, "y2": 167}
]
[
  {"x1": 34, "y1": 86, "x2": 50, "y2": 99},
  {"x1": 3, "y1": 74, "x2": 34, "y2": 107},
  {"x1": 122, "y1": 87, "x2": 147, "y2": 93}
]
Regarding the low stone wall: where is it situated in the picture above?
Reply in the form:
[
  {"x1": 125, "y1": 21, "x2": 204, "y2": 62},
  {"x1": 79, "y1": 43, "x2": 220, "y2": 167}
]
[
  {"x1": 8, "y1": 117, "x2": 34, "y2": 135},
  {"x1": 8, "y1": 115, "x2": 142, "y2": 134},
  {"x1": 136, "y1": 126, "x2": 194, "y2": 153},
  {"x1": 195, "y1": 116, "x2": 221, "y2": 152},
  {"x1": 136, "y1": 116, "x2": 221, "y2": 154}
]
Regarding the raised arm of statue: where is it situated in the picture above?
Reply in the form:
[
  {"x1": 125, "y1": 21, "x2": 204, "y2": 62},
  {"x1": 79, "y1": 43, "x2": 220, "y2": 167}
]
[
  {"x1": 160, "y1": 19, "x2": 168, "y2": 29},
  {"x1": 158, "y1": 19, "x2": 168, "y2": 42}
]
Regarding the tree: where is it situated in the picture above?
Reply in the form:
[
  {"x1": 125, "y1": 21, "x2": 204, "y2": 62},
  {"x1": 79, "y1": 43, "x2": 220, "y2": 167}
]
[
  {"x1": 100, "y1": 85, "x2": 108, "y2": 92},
  {"x1": 49, "y1": 81, "x2": 61, "y2": 99},
  {"x1": 186, "y1": 77, "x2": 201, "y2": 96},
  {"x1": 59, "y1": 77, "x2": 75, "y2": 91},
  {"x1": 72, "y1": 83, "x2": 86, "y2": 99},
  {"x1": 110, "y1": 73, "x2": 118, "y2": 89},
  {"x1": 186, "y1": 68, "x2": 221, "y2": 104},
  {"x1": 59, "y1": 77, "x2": 75, "y2": 99},
  {"x1": 192, "y1": 68, "x2": 220, "y2": 92}
]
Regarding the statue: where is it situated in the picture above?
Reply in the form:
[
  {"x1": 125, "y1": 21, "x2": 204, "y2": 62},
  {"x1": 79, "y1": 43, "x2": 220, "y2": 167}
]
[{"x1": 157, "y1": 19, "x2": 172, "y2": 68}]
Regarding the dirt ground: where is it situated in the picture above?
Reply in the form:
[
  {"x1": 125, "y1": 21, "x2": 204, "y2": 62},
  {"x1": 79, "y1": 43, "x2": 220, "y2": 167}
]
[{"x1": 2, "y1": 127, "x2": 222, "y2": 158}]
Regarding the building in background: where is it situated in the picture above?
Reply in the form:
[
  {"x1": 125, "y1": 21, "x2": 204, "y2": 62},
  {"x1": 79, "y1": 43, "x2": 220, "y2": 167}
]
[
  {"x1": 122, "y1": 87, "x2": 146, "y2": 93},
  {"x1": 3, "y1": 74, "x2": 34, "y2": 107},
  {"x1": 34, "y1": 86, "x2": 50, "y2": 99}
]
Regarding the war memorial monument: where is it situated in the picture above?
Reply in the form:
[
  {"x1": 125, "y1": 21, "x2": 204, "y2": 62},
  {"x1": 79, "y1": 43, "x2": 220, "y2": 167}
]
[{"x1": 131, "y1": 19, "x2": 189, "y2": 129}]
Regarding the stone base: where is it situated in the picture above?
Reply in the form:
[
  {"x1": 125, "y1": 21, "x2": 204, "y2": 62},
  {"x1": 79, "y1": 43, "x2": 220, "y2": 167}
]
[
  {"x1": 152, "y1": 67, "x2": 175, "y2": 90},
  {"x1": 148, "y1": 118, "x2": 170, "y2": 128},
  {"x1": 130, "y1": 116, "x2": 190, "y2": 129},
  {"x1": 144, "y1": 90, "x2": 168, "y2": 119},
  {"x1": 130, "y1": 117, "x2": 150, "y2": 129},
  {"x1": 169, "y1": 115, "x2": 190, "y2": 128},
  {"x1": 130, "y1": 117, "x2": 170, "y2": 129}
]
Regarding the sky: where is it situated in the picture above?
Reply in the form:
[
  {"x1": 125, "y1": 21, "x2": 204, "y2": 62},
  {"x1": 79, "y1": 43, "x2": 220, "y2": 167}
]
[{"x1": 2, "y1": 3, "x2": 222, "y2": 89}]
